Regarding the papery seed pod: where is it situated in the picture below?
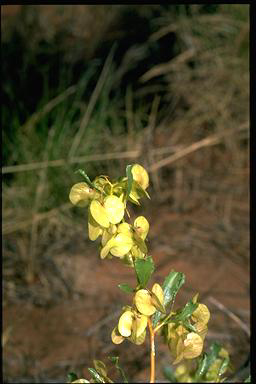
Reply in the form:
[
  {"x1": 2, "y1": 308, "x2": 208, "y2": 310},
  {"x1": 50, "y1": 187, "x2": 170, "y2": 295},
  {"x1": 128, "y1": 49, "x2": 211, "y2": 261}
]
[
  {"x1": 173, "y1": 337, "x2": 185, "y2": 364},
  {"x1": 88, "y1": 212, "x2": 103, "y2": 241},
  {"x1": 191, "y1": 304, "x2": 210, "y2": 325},
  {"x1": 100, "y1": 238, "x2": 115, "y2": 259},
  {"x1": 128, "y1": 329, "x2": 147, "y2": 345},
  {"x1": 109, "y1": 224, "x2": 117, "y2": 235},
  {"x1": 167, "y1": 322, "x2": 177, "y2": 340},
  {"x1": 183, "y1": 332, "x2": 203, "y2": 359},
  {"x1": 132, "y1": 314, "x2": 148, "y2": 338},
  {"x1": 176, "y1": 325, "x2": 188, "y2": 337},
  {"x1": 132, "y1": 164, "x2": 149, "y2": 190},
  {"x1": 117, "y1": 223, "x2": 133, "y2": 237},
  {"x1": 104, "y1": 195, "x2": 125, "y2": 224},
  {"x1": 111, "y1": 326, "x2": 125, "y2": 344},
  {"x1": 90, "y1": 200, "x2": 109, "y2": 228},
  {"x1": 134, "y1": 289, "x2": 156, "y2": 316},
  {"x1": 69, "y1": 182, "x2": 99, "y2": 207},
  {"x1": 118, "y1": 311, "x2": 134, "y2": 337},
  {"x1": 109, "y1": 233, "x2": 134, "y2": 257},
  {"x1": 152, "y1": 283, "x2": 164, "y2": 306},
  {"x1": 195, "y1": 322, "x2": 208, "y2": 341},
  {"x1": 101, "y1": 229, "x2": 113, "y2": 246},
  {"x1": 134, "y1": 216, "x2": 149, "y2": 240}
]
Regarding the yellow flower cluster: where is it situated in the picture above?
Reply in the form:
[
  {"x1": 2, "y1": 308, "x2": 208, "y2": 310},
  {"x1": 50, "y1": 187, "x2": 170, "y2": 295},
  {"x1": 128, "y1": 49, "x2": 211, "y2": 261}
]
[
  {"x1": 112, "y1": 283, "x2": 164, "y2": 345},
  {"x1": 69, "y1": 164, "x2": 150, "y2": 266}
]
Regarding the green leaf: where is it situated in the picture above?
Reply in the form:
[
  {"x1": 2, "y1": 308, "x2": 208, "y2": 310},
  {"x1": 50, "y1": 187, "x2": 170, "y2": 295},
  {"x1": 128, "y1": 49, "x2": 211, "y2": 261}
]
[
  {"x1": 182, "y1": 319, "x2": 198, "y2": 333},
  {"x1": 218, "y1": 357, "x2": 230, "y2": 376},
  {"x1": 68, "y1": 372, "x2": 78, "y2": 382},
  {"x1": 152, "y1": 271, "x2": 185, "y2": 327},
  {"x1": 163, "y1": 366, "x2": 177, "y2": 383},
  {"x1": 88, "y1": 368, "x2": 105, "y2": 383},
  {"x1": 126, "y1": 164, "x2": 134, "y2": 199},
  {"x1": 194, "y1": 342, "x2": 222, "y2": 380},
  {"x1": 76, "y1": 169, "x2": 102, "y2": 193},
  {"x1": 171, "y1": 300, "x2": 198, "y2": 323},
  {"x1": 194, "y1": 353, "x2": 208, "y2": 380},
  {"x1": 207, "y1": 342, "x2": 222, "y2": 368},
  {"x1": 118, "y1": 283, "x2": 134, "y2": 293},
  {"x1": 108, "y1": 356, "x2": 129, "y2": 383},
  {"x1": 244, "y1": 375, "x2": 251, "y2": 383},
  {"x1": 134, "y1": 256, "x2": 155, "y2": 288}
]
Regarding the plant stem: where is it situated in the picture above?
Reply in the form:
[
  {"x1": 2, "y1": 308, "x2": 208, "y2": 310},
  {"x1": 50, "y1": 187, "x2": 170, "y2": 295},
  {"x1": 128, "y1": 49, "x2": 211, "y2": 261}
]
[
  {"x1": 148, "y1": 318, "x2": 155, "y2": 383},
  {"x1": 153, "y1": 312, "x2": 173, "y2": 334}
]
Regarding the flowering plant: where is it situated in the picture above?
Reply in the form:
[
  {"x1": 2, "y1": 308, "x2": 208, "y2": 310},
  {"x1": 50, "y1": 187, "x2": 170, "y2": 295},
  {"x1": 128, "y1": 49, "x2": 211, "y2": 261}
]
[{"x1": 68, "y1": 164, "x2": 231, "y2": 383}]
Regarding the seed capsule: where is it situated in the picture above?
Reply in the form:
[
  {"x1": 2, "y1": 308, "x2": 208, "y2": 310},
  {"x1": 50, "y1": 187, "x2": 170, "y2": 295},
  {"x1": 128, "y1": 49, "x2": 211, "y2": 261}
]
[
  {"x1": 134, "y1": 289, "x2": 156, "y2": 316},
  {"x1": 90, "y1": 200, "x2": 109, "y2": 228},
  {"x1": 118, "y1": 310, "x2": 134, "y2": 337},
  {"x1": 104, "y1": 195, "x2": 125, "y2": 224},
  {"x1": 132, "y1": 164, "x2": 149, "y2": 190}
]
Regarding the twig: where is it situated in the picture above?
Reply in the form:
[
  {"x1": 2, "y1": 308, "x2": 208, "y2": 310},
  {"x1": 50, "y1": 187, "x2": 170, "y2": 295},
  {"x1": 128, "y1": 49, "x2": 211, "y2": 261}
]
[
  {"x1": 2, "y1": 203, "x2": 72, "y2": 235},
  {"x1": 208, "y1": 296, "x2": 250, "y2": 337},
  {"x1": 148, "y1": 318, "x2": 155, "y2": 383},
  {"x1": 148, "y1": 123, "x2": 249, "y2": 172},
  {"x1": 2, "y1": 146, "x2": 181, "y2": 174}
]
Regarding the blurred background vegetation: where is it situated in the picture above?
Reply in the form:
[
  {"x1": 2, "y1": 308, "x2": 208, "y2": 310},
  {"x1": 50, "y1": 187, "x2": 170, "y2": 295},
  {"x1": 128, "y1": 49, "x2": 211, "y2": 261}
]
[{"x1": 2, "y1": 4, "x2": 249, "y2": 383}]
